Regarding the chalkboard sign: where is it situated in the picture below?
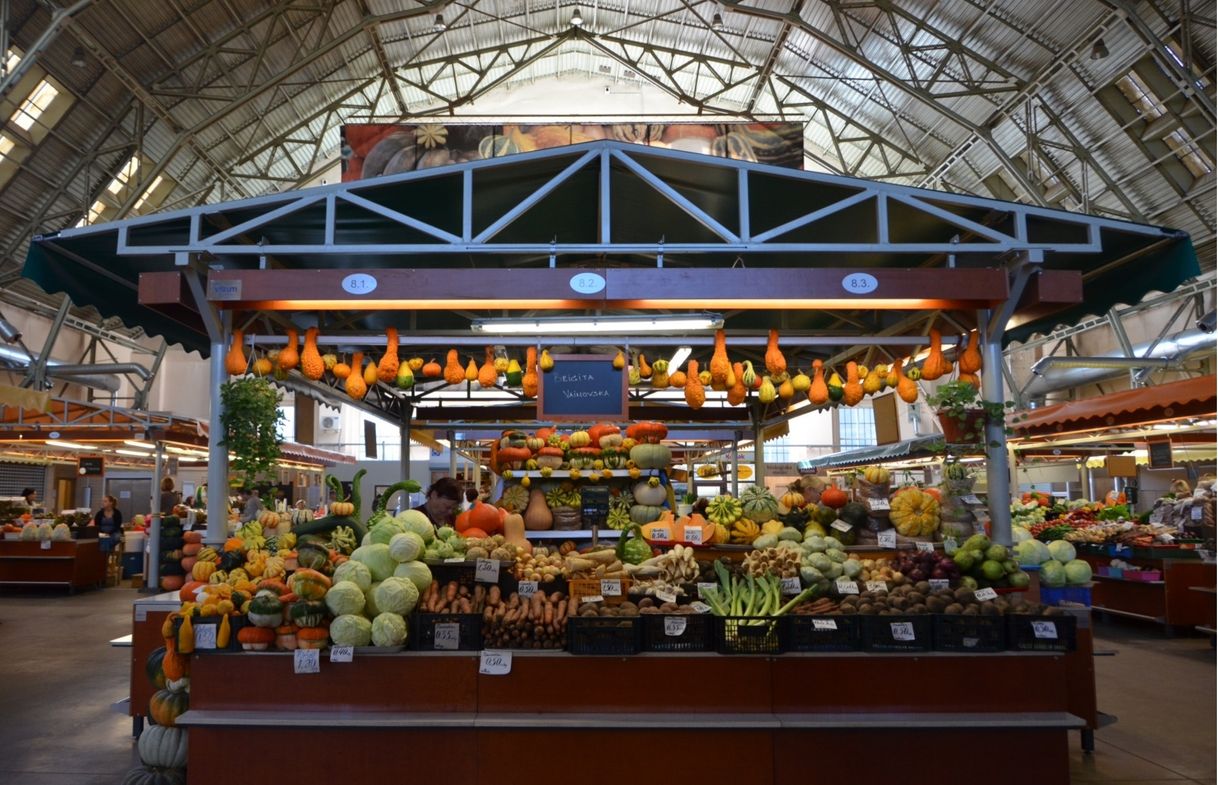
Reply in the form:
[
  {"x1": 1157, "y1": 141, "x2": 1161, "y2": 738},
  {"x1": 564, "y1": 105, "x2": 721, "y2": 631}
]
[
  {"x1": 1148, "y1": 438, "x2": 1172, "y2": 469},
  {"x1": 537, "y1": 355, "x2": 628, "y2": 421},
  {"x1": 78, "y1": 456, "x2": 104, "y2": 476}
]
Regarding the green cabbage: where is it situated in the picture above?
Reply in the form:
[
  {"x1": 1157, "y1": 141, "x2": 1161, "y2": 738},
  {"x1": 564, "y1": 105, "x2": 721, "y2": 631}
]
[
  {"x1": 1012, "y1": 526, "x2": 1032, "y2": 543},
  {"x1": 332, "y1": 560, "x2": 372, "y2": 592},
  {"x1": 1016, "y1": 539, "x2": 1051, "y2": 566},
  {"x1": 841, "y1": 559, "x2": 862, "y2": 578},
  {"x1": 330, "y1": 614, "x2": 372, "y2": 647},
  {"x1": 803, "y1": 535, "x2": 827, "y2": 553},
  {"x1": 352, "y1": 543, "x2": 397, "y2": 582},
  {"x1": 371, "y1": 612, "x2": 408, "y2": 647},
  {"x1": 1047, "y1": 540, "x2": 1076, "y2": 563},
  {"x1": 394, "y1": 510, "x2": 435, "y2": 544},
  {"x1": 436, "y1": 525, "x2": 456, "y2": 541},
  {"x1": 393, "y1": 560, "x2": 433, "y2": 594},
  {"x1": 368, "y1": 517, "x2": 409, "y2": 546},
  {"x1": 372, "y1": 576, "x2": 420, "y2": 616},
  {"x1": 365, "y1": 581, "x2": 383, "y2": 616},
  {"x1": 1040, "y1": 559, "x2": 1066, "y2": 587},
  {"x1": 324, "y1": 580, "x2": 366, "y2": 617},
  {"x1": 1064, "y1": 559, "x2": 1093, "y2": 585},
  {"x1": 388, "y1": 531, "x2": 425, "y2": 563},
  {"x1": 752, "y1": 534, "x2": 779, "y2": 549}
]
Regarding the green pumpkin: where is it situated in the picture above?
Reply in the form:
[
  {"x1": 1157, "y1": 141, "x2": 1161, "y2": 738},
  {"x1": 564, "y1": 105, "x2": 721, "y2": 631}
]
[
  {"x1": 145, "y1": 646, "x2": 168, "y2": 690},
  {"x1": 827, "y1": 383, "x2": 844, "y2": 402},
  {"x1": 247, "y1": 591, "x2": 284, "y2": 628},
  {"x1": 148, "y1": 688, "x2": 190, "y2": 727},
  {"x1": 121, "y1": 764, "x2": 187, "y2": 785},
  {"x1": 296, "y1": 542, "x2": 330, "y2": 571},
  {"x1": 838, "y1": 501, "x2": 870, "y2": 527},
  {"x1": 629, "y1": 443, "x2": 671, "y2": 470},
  {"x1": 810, "y1": 503, "x2": 838, "y2": 527},
  {"x1": 629, "y1": 504, "x2": 664, "y2": 525},
  {"x1": 289, "y1": 599, "x2": 327, "y2": 628}
]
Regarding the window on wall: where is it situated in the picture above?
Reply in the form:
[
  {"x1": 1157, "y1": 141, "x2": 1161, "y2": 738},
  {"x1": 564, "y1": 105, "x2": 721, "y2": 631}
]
[{"x1": 838, "y1": 407, "x2": 877, "y2": 449}]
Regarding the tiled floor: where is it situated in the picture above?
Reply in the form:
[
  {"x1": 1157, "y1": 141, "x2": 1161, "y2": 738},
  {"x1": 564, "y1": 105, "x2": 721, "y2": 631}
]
[{"x1": 0, "y1": 587, "x2": 1212, "y2": 784}]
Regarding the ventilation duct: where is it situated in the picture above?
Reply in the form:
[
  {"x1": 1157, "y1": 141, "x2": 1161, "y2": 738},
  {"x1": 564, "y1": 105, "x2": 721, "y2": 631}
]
[{"x1": 0, "y1": 344, "x2": 141, "y2": 393}]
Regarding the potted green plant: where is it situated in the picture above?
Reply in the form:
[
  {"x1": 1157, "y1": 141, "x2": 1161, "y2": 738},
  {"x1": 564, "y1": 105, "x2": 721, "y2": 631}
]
[
  {"x1": 678, "y1": 491, "x2": 697, "y2": 517},
  {"x1": 926, "y1": 380, "x2": 1011, "y2": 446},
  {"x1": 219, "y1": 377, "x2": 285, "y2": 486}
]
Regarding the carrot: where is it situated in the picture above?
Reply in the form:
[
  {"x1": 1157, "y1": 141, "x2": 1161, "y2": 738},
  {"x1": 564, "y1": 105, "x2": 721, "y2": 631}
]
[
  {"x1": 445, "y1": 582, "x2": 458, "y2": 604},
  {"x1": 488, "y1": 586, "x2": 501, "y2": 607},
  {"x1": 544, "y1": 602, "x2": 554, "y2": 625}
]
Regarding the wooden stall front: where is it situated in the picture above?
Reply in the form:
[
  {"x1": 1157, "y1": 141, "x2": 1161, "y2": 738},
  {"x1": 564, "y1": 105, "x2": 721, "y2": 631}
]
[{"x1": 0, "y1": 539, "x2": 105, "y2": 591}]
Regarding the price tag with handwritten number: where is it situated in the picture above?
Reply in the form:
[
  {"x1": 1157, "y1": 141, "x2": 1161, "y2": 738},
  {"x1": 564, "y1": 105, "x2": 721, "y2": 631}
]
[
  {"x1": 916, "y1": 541, "x2": 936, "y2": 553},
  {"x1": 831, "y1": 519, "x2": 852, "y2": 533},
  {"x1": 865, "y1": 581, "x2": 888, "y2": 593},
  {"x1": 962, "y1": 494, "x2": 983, "y2": 505},
  {"x1": 656, "y1": 589, "x2": 678, "y2": 604},
  {"x1": 869, "y1": 497, "x2": 891, "y2": 512},
  {"x1": 192, "y1": 624, "x2": 216, "y2": 650},
  {"x1": 649, "y1": 527, "x2": 671, "y2": 542},
  {"x1": 781, "y1": 577, "x2": 803, "y2": 595},
  {"x1": 517, "y1": 581, "x2": 539, "y2": 599},
  {"x1": 974, "y1": 587, "x2": 998, "y2": 601},
  {"x1": 433, "y1": 622, "x2": 461, "y2": 650},
  {"x1": 877, "y1": 530, "x2": 897, "y2": 549},
  {"x1": 690, "y1": 601, "x2": 712, "y2": 614},
  {"x1": 600, "y1": 579, "x2": 622, "y2": 596},
  {"x1": 683, "y1": 526, "x2": 704, "y2": 545},
  {"x1": 929, "y1": 579, "x2": 950, "y2": 592},
  {"x1": 812, "y1": 618, "x2": 838, "y2": 631},
  {"x1": 835, "y1": 579, "x2": 860, "y2": 595},
  {"x1": 890, "y1": 622, "x2": 916, "y2": 642},
  {"x1": 664, "y1": 617, "x2": 687, "y2": 637},
  {"x1": 294, "y1": 649, "x2": 320, "y2": 674},
  {"x1": 1031, "y1": 621, "x2": 1058, "y2": 640},
  {"x1": 329, "y1": 646, "x2": 354, "y2": 663},
  {"x1": 475, "y1": 558, "x2": 500, "y2": 584},
  {"x1": 581, "y1": 595, "x2": 604, "y2": 604},
  {"x1": 480, "y1": 650, "x2": 512, "y2": 675},
  {"x1": 40, "y1": 540, "x2": 51, "y2": 550}
]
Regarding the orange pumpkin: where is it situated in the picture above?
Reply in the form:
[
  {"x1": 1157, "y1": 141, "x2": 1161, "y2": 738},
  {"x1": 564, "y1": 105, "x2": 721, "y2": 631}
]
[
  {"x1": 675, "y1": 513, "x2": 715, "y2": 544},
  {"x1": 178, "y1": 581, "x2": 206, "y2": 602},
  {"x1": 465, "y1": 500, "x2": 503, "y2": 535},
  {"x1": 462, "y1": 527, "x2": 490, "y2": 540},
  {"x1": 820, "y1": 486, "x2": 849, "y2": 508},
  {"x1": 422, "y1": 358, "x2": 442, "y2": 379}
]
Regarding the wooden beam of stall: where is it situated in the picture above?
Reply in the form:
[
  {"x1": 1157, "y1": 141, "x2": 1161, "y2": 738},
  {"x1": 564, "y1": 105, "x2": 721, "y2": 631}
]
[{"x1": 411, "y1": 404, "x2": 752, "y2": 423}]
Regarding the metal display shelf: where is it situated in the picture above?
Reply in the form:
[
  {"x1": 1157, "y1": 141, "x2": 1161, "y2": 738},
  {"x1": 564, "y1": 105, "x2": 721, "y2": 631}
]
[{"x1": 503, "y1": 469, "x2": 664, "y2": 480}]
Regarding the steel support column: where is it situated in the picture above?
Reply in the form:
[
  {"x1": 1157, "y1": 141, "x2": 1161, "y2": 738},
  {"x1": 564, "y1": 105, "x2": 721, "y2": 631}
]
[
  {"x1": 750, "y1": 405, "x2": 765, "y2": 487},
  {"x1": 146, "y1": 440, "x2": 163, "y2": 592},
  {"x1": 400, "y1": 402, "x2": 412, "y2": 484},
  {"x1": 205, "y1": 314, "x2": 230, "y2": 546},
  {"x1": 979, "y1": 307, "x2": 1012, "y2": 546}
]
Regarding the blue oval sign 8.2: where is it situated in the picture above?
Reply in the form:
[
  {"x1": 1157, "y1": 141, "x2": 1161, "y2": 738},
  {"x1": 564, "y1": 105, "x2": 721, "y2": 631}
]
[
  {"x1": 342, "y1": 273, "x2": 378, "y2": 295},
  {"x1": 569, "y1": 272, "x2": 606, "y2": 294},
  {"x1": 841, "y1": 273, "x2": 878, "y2": 294}
]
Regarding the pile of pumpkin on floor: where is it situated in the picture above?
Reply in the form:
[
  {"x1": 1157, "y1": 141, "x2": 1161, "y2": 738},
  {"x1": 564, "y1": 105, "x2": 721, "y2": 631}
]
[{"x1": 122, "y1": 619, "x2": 191, "y2": 784}]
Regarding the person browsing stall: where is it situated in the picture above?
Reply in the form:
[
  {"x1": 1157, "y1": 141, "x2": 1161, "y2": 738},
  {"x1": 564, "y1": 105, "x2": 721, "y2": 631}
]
[
  {"x1": 412, "y1": 477, "x2": 462, "y2": 528},
  {"x1": 93, "y1": 495, "x2": 123, "y2": 551}
]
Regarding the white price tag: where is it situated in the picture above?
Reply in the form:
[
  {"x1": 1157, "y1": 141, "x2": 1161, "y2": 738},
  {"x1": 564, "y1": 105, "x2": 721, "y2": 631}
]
[
  {"x1": 600, "y1": 579, "x2": 622, "y2": 596},
  {"x1": 40, "y1": 540, "x2": 51, "y2": 550},
  {"x1": 664, "y1": 617, "x2": 688, "y2": 637},
  {"x1": 916, "y1": 541, "x2": 936, "y2": 553},
  {"x1": 1031, "y1": 621, "x2": 1058, "y2": 640},
  {"x1": 1191, "y1": 506, "x2": 1204, "y2": 520},
  {"x1": 943, "y1": 537, "x2": 959, "y2": 555},
  {"x1": 929, "y1": 579, "x2": 950, "y2": 592},
  {"x1": 479, "y1": 650, "x2": 512, "y2": 675},
  {"x1": 581, "y1": 594, "x2": 604, "y2": 604},
  {"x1": 890, "y1": 622, "x2": 916, "y2": 642},
  {"x1": 831, "y1": 519, "x2": 852, "y2": 533},
  {"x1": 974, "y1": 587, "x2": 998, "y2": 601},
  {"x1": 812, "y1": 618, "x2": 838, "y2": 631},
  {"x1": 877, "y1": 529, "x2": 897, "y2": 549},
  {"x1": 656, "y1": 589, "x2": 678, "y2": 604},
  {"x1": 870, "y1": 497, "x2": 891, "y2": 511},
  {"x1": 293, "y1": 649, "x2": 320, "y2": 674},
  {"x1": 475, "y1": 558, "x2": 500, "y2": 584},
  {"x1": 329, "y1": 645, "x2": 354, "y2": 662},
  {"x1": 683, "y1": 526, "x2": 704, "y2": 545},
  {"x1": 649, "y1": 527, "x2": 671, "y2": 541},
  {"x1": 865, "y1": 581, "x2": 888, "y2": 593},
  {"x1": 835, "y1": 579, "x2": 860, "y2": 595},
  {"x1": 517, "y1": 580, "x2": 539, "y2": 599},
  {"x1": 433, "y1": 622, "x2": 461, "y2": 650},
  {"x1": 697, "y1": 582, "x2": 717, "y2": 599},
  {"x1": 962, "y1": 637, "x2": 980, "y2": 649},
  {"x1": 962, "y1": 494, "x2": 983, "y2": 505},
  {"x1": 690, "y1": 601, "x2": 712, "y2": 614},
  {"x1": 135, "y1": 607, "x2": 147, "y2": 622},
  {"x1": 192, "y1": 624, "x2": 216, "y2": 650},
  {"x1": 781, "y1": 576, "x2": 803, "y2": 595},
  {"x1": 445, "y1": 557, "x2": 466, "y2": 563}
]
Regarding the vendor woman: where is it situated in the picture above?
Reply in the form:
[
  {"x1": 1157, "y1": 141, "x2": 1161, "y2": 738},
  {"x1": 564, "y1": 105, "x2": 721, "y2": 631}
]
[
  {"x1": 94, "y1": 495, "x2": 123, "y2": 548},
  {"x1": 412, "y1": 477, "x2": 462, "y2": 528}
]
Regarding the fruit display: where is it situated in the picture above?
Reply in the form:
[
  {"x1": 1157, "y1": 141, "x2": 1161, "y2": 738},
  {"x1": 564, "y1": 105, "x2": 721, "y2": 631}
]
[
  {"x1": 892, "y1": 549, "x2": 961, "y2": 584},
  {"x1": 948, "y1": 534, "x2": 1030, "y2": 589},
  {"x1": 890, "y1": 487, "x2": 940, "y2": 538}
]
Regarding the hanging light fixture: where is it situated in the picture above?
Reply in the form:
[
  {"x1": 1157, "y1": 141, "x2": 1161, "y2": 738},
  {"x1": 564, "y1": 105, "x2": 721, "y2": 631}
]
[
  {"x1": 711, "y1": 12, "x2": 725, "y2": 31},
  {"x1": 70, "y1": 47, "x2": 87, "y2": 68},
  {"x1": 569, "y1": 8, "x2": 584, "y2": 27},
  {"x1": 433, "y1": 14, "x2": 447, "y2": 31},
  {"x1": 1090, "y1": 39, "x2": 1109, "y2": 60}
]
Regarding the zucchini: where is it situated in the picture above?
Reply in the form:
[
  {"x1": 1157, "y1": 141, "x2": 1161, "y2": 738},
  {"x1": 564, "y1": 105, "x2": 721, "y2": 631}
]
[{"x1": 293, "y1": 514, "x2": 367, "y2": 541}]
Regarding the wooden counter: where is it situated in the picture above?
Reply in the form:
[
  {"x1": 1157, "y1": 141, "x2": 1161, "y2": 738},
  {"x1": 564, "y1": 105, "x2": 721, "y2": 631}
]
[
  {"x1": 0, "y1": 539, "x2": 105, "y2": 591},
  {"x1": 1081, "y1": 553, "x2": 1215, "y2": 630}
]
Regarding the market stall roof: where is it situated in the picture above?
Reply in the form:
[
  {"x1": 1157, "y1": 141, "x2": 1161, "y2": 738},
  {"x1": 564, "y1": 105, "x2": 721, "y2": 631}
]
[
  {"x1": 797, "y1": 434, "x2": 951, "y2": 472},
  {"x1": 23, "y1": 141, "x2": 1200, "y2": 360},
  {"x1": 1011, "y1": 375, "x2": 1217, "y2": 439}
]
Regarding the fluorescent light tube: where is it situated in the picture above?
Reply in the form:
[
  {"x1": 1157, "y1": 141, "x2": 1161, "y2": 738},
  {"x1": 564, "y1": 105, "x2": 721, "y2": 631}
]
[
  {"x1": 123, "y1": 440, "x2": 154, "y2": 449},
  {"x1": 45, "y1": 439, "x2": 89, "y2": 450},
  {"x1": 471, "y1": 313, "x2": 724, "y2": 335},
  {"x1": 115, "y1": 449, "x2": 153, "y2": 457},
  {"x1": 668, "y1": 346, "x2": 692, "y2": 369}
]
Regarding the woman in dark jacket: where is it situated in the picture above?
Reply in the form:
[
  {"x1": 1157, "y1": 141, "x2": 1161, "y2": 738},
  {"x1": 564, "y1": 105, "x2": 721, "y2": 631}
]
[{"x1": 94, "y1": 495, "x2": 123, "y2": 551}]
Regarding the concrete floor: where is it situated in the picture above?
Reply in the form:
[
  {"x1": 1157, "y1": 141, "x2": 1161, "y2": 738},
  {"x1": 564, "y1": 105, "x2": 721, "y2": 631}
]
[{"x1": 0, "y1": 587, "x2": 1212, "y2": 784}]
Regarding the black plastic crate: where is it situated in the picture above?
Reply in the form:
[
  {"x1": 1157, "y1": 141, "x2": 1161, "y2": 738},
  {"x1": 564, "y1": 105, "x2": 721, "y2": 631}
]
[
  {"x1": 641, "y1": 613, "x2": 713, "y2": 652},
  {"x1": 933, "y1": 614, "x2": 1006, "y2": 653},
  {"x1": 785, "y1": 614, "x2": 862, "y2": 652},
  {"x1": 1005, "y1": 613, "x2": 1077, "y2": 652},
  {"x1": 567, "y1": 616, "x2": 642, "y2": 655},
  {"x1": 713, "y1": 616, "x2": 786, "y2": 655},
  {"x1": 411, "y1": 612, "x2": 483, "y2": 651},
  {"x1": 859, "y1": 615, "x2": 933, "y2": 653}
]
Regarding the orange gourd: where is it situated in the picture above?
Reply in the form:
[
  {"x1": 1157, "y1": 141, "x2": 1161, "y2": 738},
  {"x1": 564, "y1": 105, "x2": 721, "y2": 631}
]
[
  {"x1": 332, "y1": 361, "x2": 351, "y2": 379},
  {"x1": 684, "y1": 359, "x2": 705, "y2": 409},
  {"x1": 765, "y1": 329, "x2": 787, "y2": 379},
  {"x1": 727, "y1": 361, "x2": 747, "y2": 406},
  {"x1": 377, "y1": 327, "x2": 399, "y2": 383},
  {"x1": 638, "y1": 353, "x2": 652, "y2": 379},
  {"x1": 422, "y1": 358, "x2": 442, "y2": 379},
  {"x1": 709, "y1": 328, "x2": 730, "y2": 389},
  {"x1": 522, "y1": 346, "x2": 539, "y2": 398},
  {"x1": 958, "y1": 372, "x2": 980, "y2": 388},
  {"x1": 896, "y1": 358, "x2": 918, "y2": 403},
  {"x1": 842, "y1": 361, "x2": 864, "y2": 406},
  {"x1": 225, "y1": 330, "x2": 247, "y2": 375},
  {"x1": 300, "y1": 327, "x2": 324, "y2": 380},
  {"x1": 959, "y1": 331, "x2": 982, "y2": 374},
  {"x1": 363, "y1": 359, "x2": 378, "y2": 386},
  {"x1": 278, "y1": 329, "x2": 299, "y2": 372},
  {"x1": 478, "y1": 345, "x2": 498, "y2": 388},
  {"x1": 808, "y1": 359, "x2": 829, "y2": 405},
  {"x1": 921, "y1": 328, "x2": 950, "y2": 381},
  {"x1": 464, "y1": 358, "x2": 478, "y2": 382},
  {"x1": 443, "y1": 349, "x2": 465, "y2": 385},
  {"x1": 669, "y1": 369, "x2": 687, "y2": 388},
  {"x1": 346, "y1": 352, "x2": 368, "y2": 399}
]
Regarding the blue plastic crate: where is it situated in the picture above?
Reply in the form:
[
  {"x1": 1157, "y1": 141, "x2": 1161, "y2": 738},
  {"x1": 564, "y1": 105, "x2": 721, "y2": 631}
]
[
  {"x1": 121, "y1": 551, "x2": 143, "y2": 579},
  {"x1": 1039, "y1": 584, "x2": 1092, "y2": 607}
]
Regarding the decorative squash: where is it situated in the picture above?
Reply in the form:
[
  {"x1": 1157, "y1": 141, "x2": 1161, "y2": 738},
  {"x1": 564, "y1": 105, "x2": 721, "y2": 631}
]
[
  {"x1": 863, "y1": 363, "x2": 884, "y2": 394},
  {"x1": 145, "y1": 646, "x2": 168, "y2": 690},
  {"x1": 137, "y1": 725, "x2": 188, "y2": 769},
  {"x1": 363, "y1": 359, "x2": 378, "y2": 386},
  {"x1": 765, "y1": 329, "x2": 787, "y2": 379},
  {"x1": 634, "y1": 505, "x2": 667, "y2": 526},
  {"x1": 407, "y1": 356, "x2": 424, "y2": 372},
  {"x1": 289, "y1": 600, "x2": 327, "y2": 628},
  {"x1": 638, "y1": 353, "x2": 652, "y2": 379},
  {"x1": 843, "y1": 361, "x2": 864, "y2": 406},
  {"x1": 444, "y1": 349, "x2": 465, "y2": 385},
  {"x1": 959, "y1": 331, "x2": 982, "y2": 374},
  {"x1": 633, "y1": 478, "x2": 668, "y2": 506},
  {"x1": 288, "y1": 568, "x2": 332, "y2": 601},
  {"x1": 684, "y1": 359, "x2": 705, "y2": 410},
  {"x1": 505, "y1": 358, "x2": 523, "y2": 386},
  {"x1": 791, "y1": 369, "x2": 811, "y2": 393},
  {"x1": 332, "y1": 359, "x2": 351, "y2": 379},
  {"x1": 668, "y1": 369, "x2": 687, "y2": 388},
  {"x1": 651, "y1": 358, "x2": 669, "y2": 388},
  {"x1": 148, "y1": 688, "x2": 189, "y2": 727},
  {"x1": 741, "y1": 360, "x2": 757, "y2": 389},
  {"x1": 758, "y1": 376, "x2": 777, "y2": 404},
  {"x1": 780, "y1": 490, "x2": 805, "y2": 509},
  {"x1": 191, "y1": 560, "x2": 216, "y2": 582},
  {"x1": 820, "y1": 486, "x2": 849, "y2": 509},
  {"x1": 710, "y1": 328, "x2": 730, "y2": 389},
  {"x1": 502, "y1": 512, "x2": 531, "y2": 554},
  {"x1": 252, "y1": 356, "x2": 273, "y2": 376},
  {"x1": 808, "y1": 359, "x2": 828, "y2": 405},
  {"x1": 958, "y1": 371, "x2": 980, "y2": 388},
  {"x1": 422, "y1": 358, "x2": 442, "y2": 379},
  {"x1": 159, "y1": 575, "x2": 184, "y2": 592},
  {"x1": 523, "y1": 487, "x2": 553, "y2": 530},
  {"x1": 376, "y1": 327, "x2": 400, "y2": 383},
  {"x1": 345, "y1": 351, "x2": 368, "y2": 399},
  {"x1": 278, "y1": 328, "x2": 299, "y2": 372},
  {"x1": 777, "y1": 376, "x2": 795, "y2": 400},
  {"x1": 522, "y1": 346, "x2": 539, "y2": 398},
  {"x1": 612, "y1": 349, "x2": 626, "y2": 370},
  {"x1": 177, "y1": 581, "x2": 205, "y2": 603},
  {"x1": 237, "y1": 625, "x2": 275, "y2": 651},
  {"x1": 921, "y1": 328, "x2": 950, "y2": 381},
  {"x1": 627, "y1": 421, "x2": 668, "y2": 443},
  {"x1": 300, "y1": 327, "x2": 324, "y2": 380},
  {"x1": 539, "y1": 349, "x2": 554, "y2": 371},
  {"x1": 727, "y1": 361, "x2": 747, "y2": 405},
  {"x1": 478, "y1": 345, "x2": 498, "y2": 388},
  {"x1": 463, "y1": 358, "x2": 478, "y2": 382},
  {"x1": 225, "y1": 329, "x2": 247, "y2": 375},
  {"x1": 247, "y1": 592, "x2": 284, "y2": 628},
  {"x1": 896, "y1": 357, "x2": 918, "y2": 403}
]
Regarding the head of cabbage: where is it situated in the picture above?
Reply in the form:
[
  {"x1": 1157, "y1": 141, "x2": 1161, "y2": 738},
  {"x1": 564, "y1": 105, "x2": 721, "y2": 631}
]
[
  {"x1": 371, "y1": 612, "x2": 408, "y2": 647},
  {"x1": 352, "y1": 543, "x2": 397, "y2": 582},
  {"x1": 332, "y1": 560, "x2": 372, "y2": 592},
  {"x1": 1012, "y1": 526, "x2": 1033, "y2": 544},
  {"x1": 372, "y1": 576, "x2": 420, "y2": 616},
  {"x1": 1040, "y1": 559, "x2": 1067, "y2": 587},
  {"x1": 1016, "y1": 539, "x2": 1051, "y2": 566},
  {"x1": 393, "y1": 560, "x2": 433, "y2": 594},
  {"x1": 1047, "y1": 540, "x2": 1077, "y2": 564},
  {"x1": 1064, "y1": 559, "x2": 1093, "y2": 585},
  {"x1": 388, "y1": 531, "x2": 426, "y2": 563},
  {"x1": 368, "y1": 517, "x2": 409, "y2": 546},
  {"x1": 330, "y1": 614, "x2": 373, "y2": 647},
  {"x1": 394, "y1": 509, "x2": 436, "y2": 544},
  {"x1": 324, "y1": 580, "x2": 367, "y2": 617}
]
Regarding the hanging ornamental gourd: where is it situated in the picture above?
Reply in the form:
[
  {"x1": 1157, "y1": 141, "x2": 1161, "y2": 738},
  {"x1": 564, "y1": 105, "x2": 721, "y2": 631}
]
[
  {"x1": 896, "y1": 357, "x2": 918, "y2": 404},
  {"x1": 710, "y1": 329, "x2": 730, "y2": 389},
  {"x1": 300, "y1": 327, "x2": 324, "y2": 380},
  {"x1": 765, "y1": 329, "x2": 787, "y2": 379},
  {"x1": 727, "y1": 361, "x2": 747, "y2": 406},
  {"x1": 377, "y1": 327, "x2": 399, "y2": 383},
  {"x1": 478, "y1": 345, "x2": 498, "y2": 388},
  {"x1": 843, "y1": 361, "x2": 864, "y2": 406},
  {"x1": 443, "y1": 349, "x2": 465, "y2": 385},
  {"x1": 684, "y1": 359, "x2": 705, "y2": 410},
  {"x1": 225, "y1": 330, "x2": 247, "y2": 375},
  {"x1": 862, "y1": 363, "x2": 884, "y2": 395},
  {"x1": 959, "y1": 331, "x2": 982, "y2": 375},
  {"x1": 921, "y1": 328, "x2": 951, "y2": 381},
  {"x1": 637, "y1": 353, "x2": 652, "y2": 379},
  {"x1": 346, "y1": 352, "x2": 368, "y2": 400},
  {"x1": 522, "y1": 347, "x2": 539, "y2": 398},
  {"x1": 808, "y1": 359, "x2": 828, "y2": 405},
  {"x1": 278, "y1": 329, "x2": 299, "y2": 372}
]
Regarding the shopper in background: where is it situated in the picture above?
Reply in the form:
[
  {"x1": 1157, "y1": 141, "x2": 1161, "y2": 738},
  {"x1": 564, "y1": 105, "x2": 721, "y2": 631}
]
[
  {"x1": 412, "y1": 477, "x2": 462, "y2": 528},
  {"x1": 93, "y1": 494, "x2": 123, "y2": 546},
  {"x1": 242, "y1": 488, "x2": 263, "y2": 522},
  {"x1": 160, "y1": 477, "x2": 179, "y2": 515},
  {"x1": 463, "y1": 487, "x2": 479, "y2": 512},
  {"x1": 20, "y1": 487, "x2": 37, "y2": 509}
]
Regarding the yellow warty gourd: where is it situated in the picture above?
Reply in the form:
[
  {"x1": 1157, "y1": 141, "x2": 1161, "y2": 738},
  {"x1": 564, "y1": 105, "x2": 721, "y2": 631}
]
[
  {"x1": 758, "y1": 376, "x2": 777, "y2": 404},
  {"x1": 791, "y1": 370, "x2": 811, "y2": 393},
  {"x1": 890, "y1": 487, "x2": 940, "y2": 537},
  {"x1": 464, "y1": 359, "x2": 478, "y2": 382},
  {"x1": 862, "y1": 363, "x2": 884, "y2": 394}
]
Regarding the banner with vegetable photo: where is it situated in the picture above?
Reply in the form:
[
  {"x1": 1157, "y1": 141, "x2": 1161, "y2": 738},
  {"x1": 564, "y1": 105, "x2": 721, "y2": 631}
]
[{"x1": 341, "y1": 122, "x2": 804, "y2": 180}]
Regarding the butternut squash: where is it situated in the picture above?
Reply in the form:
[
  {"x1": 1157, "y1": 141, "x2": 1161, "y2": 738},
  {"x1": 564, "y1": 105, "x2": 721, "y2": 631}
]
[
  {"x1": 478, "y1": 345, "x2": 498, "y2": 388},
  {"x1": 502, "y1": 512, "x2": 532, "y2": 554},
  {"x1": 522, "y1": 346, "x2": 539, "y2": 398},
  {"x1": 345, "y1": 351, "x2": 368, "y2": 400},
  {"x1": 727, "y1": 361, "x2": 747, "y2": 406},
  {"x1": 808, "y1": 359, "x2": 828, "y2": 405},
  {"x1": 765, "y1": 328, "x2": 787, "y2": 379},
  {"x1": 709, "y1": 328, "x2": 730, "y2": 389},
  {"x1": 842, "y1": 361, "x2": 864, "y2": 406},
  {"x1": 300, "y1": 327, "x2": 324, "y2": 380},
  {"x1": 896, "y1": 357, "x2": 918, "y2": 403},
  {"x1": 225, "y1": 330, "x2": 247, "y2": 375},
  {"x1": 921, "y1": 328, "x2": 950, "y2": 381},
  {"x1": 278, "y1": 329, "x2": 299, "y2": 372},
  {"x1": 959, "y1": 331, "x2": 982, "y2": 374},
  {"x1": 684, "y1": 359, "x2": 705, "y2": 410},
  {"x1": 377, "y1": 327, "x2": 399, "y2": 383},
  {"x1": 522, "y1": 487, "x2": 553, "y2": 530}
]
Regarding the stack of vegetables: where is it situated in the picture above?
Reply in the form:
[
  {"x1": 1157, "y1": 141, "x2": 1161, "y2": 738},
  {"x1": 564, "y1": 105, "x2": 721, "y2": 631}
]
[{"x1": 127, "y1": 636, "x2": 191, "y2": 784}]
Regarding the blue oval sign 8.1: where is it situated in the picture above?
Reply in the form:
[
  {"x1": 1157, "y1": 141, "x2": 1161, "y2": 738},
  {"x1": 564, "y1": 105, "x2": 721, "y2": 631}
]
[
  {"x1": 342, "y1": 273, "x2": 378, "y2": 295},
  {"x1": 841, "y1": 273, "x2": 879, "y2": 294}
]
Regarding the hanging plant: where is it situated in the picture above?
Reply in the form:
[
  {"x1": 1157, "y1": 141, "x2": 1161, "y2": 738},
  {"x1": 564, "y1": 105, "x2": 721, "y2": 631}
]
[{"x1": 220, "y1": 377, "x2": 284, "y2": 484}]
